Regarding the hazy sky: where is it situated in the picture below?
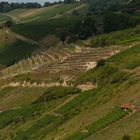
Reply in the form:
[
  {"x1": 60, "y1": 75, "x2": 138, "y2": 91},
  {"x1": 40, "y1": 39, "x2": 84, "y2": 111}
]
[{"x1": 0, "y1": 0, "x2": 58, "y2": 4}]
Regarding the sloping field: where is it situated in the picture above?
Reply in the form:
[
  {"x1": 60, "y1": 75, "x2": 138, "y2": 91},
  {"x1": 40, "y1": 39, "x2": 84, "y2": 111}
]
[
  {"x1": 7, "y1": 4, "x2": 80, "y2": 22},
  {"x1": 0, "y1": 32, "x2": 139, "y2": 140},
  {"x1": 0, "y1": 13, "x2": 10, "y2": 23},
  {"x1": 12, "y1": 16, "x2": 85, "y2": 41},
  {"x1": 0, "y1": 13, "x2": 140, "y2": 140},
  {"x1": 89, "y1": 25, "x2": 140, "y2": 47},
  {"x1": 0, "y1": 40, "x2": 39, "y2": 67},
  {"x1": 0, "y1": 53, "x2": 139, "y2": 140}
]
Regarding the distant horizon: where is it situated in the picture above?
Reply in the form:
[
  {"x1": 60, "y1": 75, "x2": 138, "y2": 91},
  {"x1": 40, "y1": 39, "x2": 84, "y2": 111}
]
[{"x1": 0, "y1": 0, "x2": 59, "y2": 4}]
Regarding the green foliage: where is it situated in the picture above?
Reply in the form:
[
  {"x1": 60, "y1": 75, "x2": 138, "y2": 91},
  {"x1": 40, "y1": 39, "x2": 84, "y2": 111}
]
[
  {"x1": 13, "y1": 114, "x2": 58, "y2": 140},
  {"x1": 75, "y1": 64, "x2": 129, "y2": 86},
  {"x1": 96, "y1": 59, "x2": 105, "y2": 68},
  {"x1": 36, "y1": 86, "x2": 80, "y2": 103},
  {"x1": 0, "y1": 40, "x2": 38, "y2": 66},
  {"x1": 103, "y1": 13, "x2": 137, "y2": 33},
  {"x1": 12, "y1": 16, "x2": 85, "y2": 41},
  {"x1": 108, "y1": 44, "x2": 140, "y2": 69},
  {"x1": 72, "y1": 16, "x2": 96, "y2": 39},
  {"x1": 0, "y1": 87, "x2": 15, "y2": 98},
  {"x1": 0, "y1": 104, "x2": 43, "y2": 129},
  {"x1": 23, "y1": 4, "x2": 79, "y2": 21},
  {"x1": 66, "y1": 107, "x2": 131, "y2": 140},
  {"x1": 88, "y1": 0, "x2": 129, "y2": 12},
  {"x1": 4, "y1": 20, "x2": 13, "y2": 27},
  {"x1": 90, "y1": 25, "x2": 140, "y2": 47}
]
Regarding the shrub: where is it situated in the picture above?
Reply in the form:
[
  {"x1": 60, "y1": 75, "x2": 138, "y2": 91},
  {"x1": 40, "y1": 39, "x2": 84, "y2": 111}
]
[{"x1": 96, "y1": 59, "x2": 106, "y2": 68}]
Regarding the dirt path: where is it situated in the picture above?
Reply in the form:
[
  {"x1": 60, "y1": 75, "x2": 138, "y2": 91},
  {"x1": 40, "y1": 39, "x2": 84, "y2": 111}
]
[{"x1": 41, "y1": 94, "x2": 78, "y2": 118}]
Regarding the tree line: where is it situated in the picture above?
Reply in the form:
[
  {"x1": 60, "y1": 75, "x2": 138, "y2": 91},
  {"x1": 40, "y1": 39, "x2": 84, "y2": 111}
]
[{"x1": 0, "y1": 0, "x2": 79, "y2": 13}]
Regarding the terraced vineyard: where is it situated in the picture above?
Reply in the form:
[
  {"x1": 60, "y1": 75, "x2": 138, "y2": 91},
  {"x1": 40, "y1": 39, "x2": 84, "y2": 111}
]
[{"x1": 0, "y1": 2, "x2": 140, "y2": 140}]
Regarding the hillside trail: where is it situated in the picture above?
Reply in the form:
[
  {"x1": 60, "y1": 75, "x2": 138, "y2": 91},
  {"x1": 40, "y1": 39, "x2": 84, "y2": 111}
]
[
  {"x1": 48, "y1": 4, "x2": 87, "y2": 20},
  {"x1": 43, "y1": 94, "x2": 78, "y2": 117}
]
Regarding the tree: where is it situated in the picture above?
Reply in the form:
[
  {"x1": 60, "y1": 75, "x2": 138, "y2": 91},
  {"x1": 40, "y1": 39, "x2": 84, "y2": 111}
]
[
  {"x1": 56, "y1": 28, "x2": 68, "y2": 44},
  {"x1": 96, "y1": 59, "x2": 106, "y2": 68},
  {"x1": 103, "y1": 13, "x2": 133, "y2": 33},
  {"x1": 72, "y1": 16, "x2": 97, "y2": 39},
  {"x1": 64, "y1": 0, "x2": 76, "y2": 4}
]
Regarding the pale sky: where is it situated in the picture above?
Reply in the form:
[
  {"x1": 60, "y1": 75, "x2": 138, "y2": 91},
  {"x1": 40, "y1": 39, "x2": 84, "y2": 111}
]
[{"x1": 0, "y1": 0, "x2": 58, "y2": 4}]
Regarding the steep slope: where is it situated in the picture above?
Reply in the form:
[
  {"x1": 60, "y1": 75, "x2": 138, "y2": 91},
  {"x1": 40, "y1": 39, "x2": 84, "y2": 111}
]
[
  {"x1": 7, "y1": 4, "x2": 82, "y2": 23},
  {"x1": 0, "y1": 29, "x2": 39, "y2": 68},
  {"x1": 0, "y1": 32, "x2": 139, "y2": 140}
]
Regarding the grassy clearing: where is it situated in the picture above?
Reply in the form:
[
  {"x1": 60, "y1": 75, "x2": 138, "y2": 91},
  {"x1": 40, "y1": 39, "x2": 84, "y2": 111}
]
[
  {"x1": 0, "y1": 40, "x2": 38, "y2": 67},
  {"x1": 90, "y1": 25, "x2": 140, "y2": 47},
  {"x1": 108, "y1": 44, "x2": 140, "y2": 69},
  {"x1": 65, "y1": 107, "x2": 131, "y2": 140}
]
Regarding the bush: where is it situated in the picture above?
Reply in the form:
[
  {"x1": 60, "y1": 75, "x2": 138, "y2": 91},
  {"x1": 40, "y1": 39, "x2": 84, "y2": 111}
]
[{"x1": 96, "y1": 59, "x2": 106, "y2": 68}]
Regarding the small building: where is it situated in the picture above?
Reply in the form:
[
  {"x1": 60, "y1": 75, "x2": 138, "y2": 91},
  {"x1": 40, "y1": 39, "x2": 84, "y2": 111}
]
[{"x1": 120, "y1": 103, "x2": 135, "y2": 111}]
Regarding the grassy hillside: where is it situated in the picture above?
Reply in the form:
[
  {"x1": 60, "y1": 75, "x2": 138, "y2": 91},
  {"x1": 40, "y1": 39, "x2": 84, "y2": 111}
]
[
  {"x1": 0, "y1": 40, "x2": 39, "y2": 67},
  {"x1": 90, "y1": 25, "x2": 140, "y2": 47},
  {"x1": 8, "y1": 4, "x2": 81, "y2": 22},
  {"x1": 9, "y1": 4, "x2": 88, "y2": 41},
  {"x1": 0, "y1": 3, "x2": 140, "y2": 139},
  {"x1": 0, "y1": 41, "x2": 139, "y2": 140},
  {"x1": 0, "y1": 14, "x2": 10, "y2": 23},
  {"x1": 12, "y1": 16, "x2": 85, "y2": 41}
]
